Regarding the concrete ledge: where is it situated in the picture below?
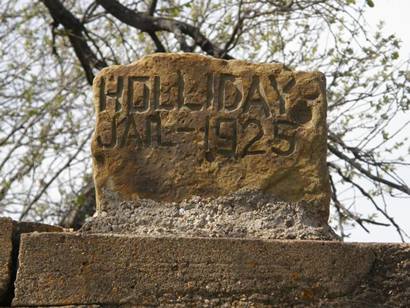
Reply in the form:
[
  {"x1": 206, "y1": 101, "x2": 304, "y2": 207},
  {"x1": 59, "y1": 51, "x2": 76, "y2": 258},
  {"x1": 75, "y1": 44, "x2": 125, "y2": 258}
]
[
  {"x1": 0, "y1": 218, "x2": 64, "y2": 306},
  {"x1": 13, "y1": 233, "x2": 410, "y2": 306},
  {"x1": 0, "y1": 218, "x2": 13, "y2": 305}
]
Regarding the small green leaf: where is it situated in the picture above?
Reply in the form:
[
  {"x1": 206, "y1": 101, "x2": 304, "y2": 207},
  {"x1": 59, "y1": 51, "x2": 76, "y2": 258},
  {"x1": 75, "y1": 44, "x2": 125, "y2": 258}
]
[{"x1": 366, "y1": 0, "x2": 375, "y2": 7}]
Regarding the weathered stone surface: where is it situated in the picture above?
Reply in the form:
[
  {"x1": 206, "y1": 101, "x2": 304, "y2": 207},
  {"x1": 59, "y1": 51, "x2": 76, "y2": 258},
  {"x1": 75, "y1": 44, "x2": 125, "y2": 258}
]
[
  {"x1": 0, "y1": 218, "x2": 13, "y2": 305},
  {"x1": 0, "y1": 217, "x2": 64, "y2": 306},
  {"x1": 92, "y1": 53, "x2": 330, "y2": 220},
  {"x1": 13, "y1": 233, "x2": 410, "y2": 306},
  {"x1": 12, "y1": 220, "x2": 63, "y2": 235}
]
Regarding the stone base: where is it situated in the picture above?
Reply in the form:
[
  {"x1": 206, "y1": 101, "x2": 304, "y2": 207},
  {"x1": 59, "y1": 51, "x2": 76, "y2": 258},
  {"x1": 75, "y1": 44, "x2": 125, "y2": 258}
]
[{"x1": 13, "y1": 233, "x2": 410, "y2": 307}]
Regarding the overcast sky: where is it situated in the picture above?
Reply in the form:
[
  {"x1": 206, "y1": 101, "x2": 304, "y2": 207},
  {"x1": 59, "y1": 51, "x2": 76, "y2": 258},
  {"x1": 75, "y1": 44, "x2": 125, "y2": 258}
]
[{"x1": 346, "y1": 0, "x2": 410, "y2": 242}]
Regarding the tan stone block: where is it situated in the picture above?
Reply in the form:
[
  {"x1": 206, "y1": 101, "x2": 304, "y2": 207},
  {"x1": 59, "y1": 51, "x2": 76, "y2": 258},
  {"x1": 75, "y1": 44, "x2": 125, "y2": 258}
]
[
  {"x1": 91, "y1": 53, "x2": 330, "y2": 219},
  {"x1": 0, "y1": 218, "x2": 13, "y2": 304},
  {"x1": 1, "y1": 217, "x2": 64, "y2": 305},
  {"x1": 13, "y1": 233, "x2": 410, "y2": 306}
]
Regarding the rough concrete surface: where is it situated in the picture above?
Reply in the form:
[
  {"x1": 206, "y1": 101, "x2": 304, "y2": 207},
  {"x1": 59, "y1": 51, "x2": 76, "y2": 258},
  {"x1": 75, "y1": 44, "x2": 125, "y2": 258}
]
[
  {"x1": 13, "y1": 233, "x2": 410, "y2": 307},
  {"x1": 0, "y1": 217, "x2": 64, "y2": 306},
  {"x1": 82, "y1": 189, "x2": 338, "y2": 240},
  {"x1": 0, "y1": 217, "x2": 13, "y2": 305},
  {"x1": 92, "y1": 53, "x2": 330, "y2": 222}
]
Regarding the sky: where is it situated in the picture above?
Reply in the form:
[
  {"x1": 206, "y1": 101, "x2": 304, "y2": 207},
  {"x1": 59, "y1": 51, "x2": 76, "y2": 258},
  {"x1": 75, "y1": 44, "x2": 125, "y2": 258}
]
[{"x1": 346, "y1": 0, "x2": 410, "y2": 242}]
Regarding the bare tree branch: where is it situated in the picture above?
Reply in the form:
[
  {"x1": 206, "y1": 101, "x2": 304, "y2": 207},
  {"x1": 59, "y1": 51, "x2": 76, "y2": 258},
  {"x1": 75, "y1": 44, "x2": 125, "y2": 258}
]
[
  {"x1": 148, "y1": 0, "x2": 158, "y2": 16},
  {"x1": 96, "y1": 0, "x2": 233, "y2": 59},
  {"x1": 222, "y1": 0, "x2": 244, "y2": 57},
  {"x1": 328, "y1": 143, "x2": 410, "y2": 195},
  {"x1": 40, "y1": 0, "x2": 107, "y2": 84},
  {"x1": 146, "y1": 0, "x2": 166, "y2": 52},
  {"x1": 329, "y1": 173, "x2": 370, "y2": 234},
  {"x1": 329, "y1": 162, "x2": 406, "y2": 242},
  {"x1": 148, "y1": 32, "x2": 166, "y2": 52},
  {"x1": 19, "y1": 130, "x2": 93, "y2": 220}
]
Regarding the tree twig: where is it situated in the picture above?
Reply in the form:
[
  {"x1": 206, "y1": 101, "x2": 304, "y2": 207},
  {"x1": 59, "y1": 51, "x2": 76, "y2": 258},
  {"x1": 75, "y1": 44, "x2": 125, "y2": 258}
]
[
  {"x1": 40, "y1": 0, "x2": 107, "y2": 84},
  {"x1": 96, "y1": 0, "x2": 233, "y2": 59},
  {"x1": 328, "y1": 161, "x2": 406, "y2": 242},
  {"x1": 328, "y1": 143, "x2": 410, "y2": 195}
]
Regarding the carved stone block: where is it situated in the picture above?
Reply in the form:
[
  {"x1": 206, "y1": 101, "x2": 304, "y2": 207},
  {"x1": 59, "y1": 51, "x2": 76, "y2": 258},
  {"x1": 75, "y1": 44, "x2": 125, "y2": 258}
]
[{"x1": 92, "y1": 53, "x2": 330, "y2": 220}]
